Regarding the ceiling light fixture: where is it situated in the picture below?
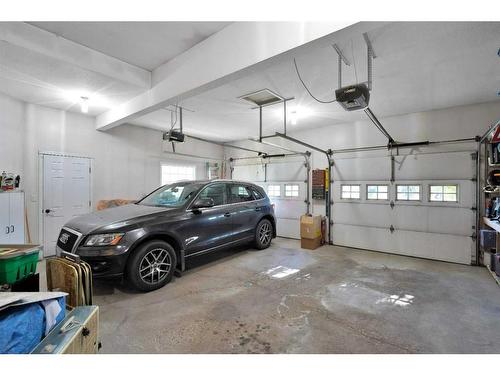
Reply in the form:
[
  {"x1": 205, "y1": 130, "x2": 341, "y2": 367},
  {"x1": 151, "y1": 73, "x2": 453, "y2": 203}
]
[
  {"x1": 80, "y1": 96, "x2": 89, "y2": 114},
  {"x1": 290, "y1": 111, "x2": 298, "y2": 125}
]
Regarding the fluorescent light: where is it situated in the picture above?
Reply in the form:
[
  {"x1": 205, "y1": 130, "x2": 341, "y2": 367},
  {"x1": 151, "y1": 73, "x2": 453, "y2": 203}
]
[{"x1": 80, "y1": 96, "x2": 89, "y2": 114}]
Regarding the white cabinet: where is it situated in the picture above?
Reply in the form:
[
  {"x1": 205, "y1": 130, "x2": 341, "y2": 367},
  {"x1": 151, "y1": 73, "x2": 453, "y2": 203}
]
[{"x1": 0, "y1": 191, "x2": 25, "y2": 244}]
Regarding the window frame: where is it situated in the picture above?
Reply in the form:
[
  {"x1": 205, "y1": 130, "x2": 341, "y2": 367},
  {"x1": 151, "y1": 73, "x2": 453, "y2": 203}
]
[
  {"x1": 267, "y1": 184, "x2": 281, "y2": 198},
  {"x1": 160, "y1": 163, "x2": 196, "y2": 186},
  {"x1": 284, "y1": 183, "x2": 300, "y2": 198},
  {"x1": 340, "y1": 184, "x2": 361, "y2": 200},
  {"x1": 195, "y1": 182, "x2": 227, "y2": 207},
  {"x1": 428, "y1": 184, "x2": 459, "y2": 203},
  {"x1": 227, "y1": 183, "x2": 255, "y2": 204},
  {"x1": 366, "y1": 184, "x2": 389, "y2": 201},
  {"x1": 395, "y1": 184, "x2": 421, "y2": 202}
]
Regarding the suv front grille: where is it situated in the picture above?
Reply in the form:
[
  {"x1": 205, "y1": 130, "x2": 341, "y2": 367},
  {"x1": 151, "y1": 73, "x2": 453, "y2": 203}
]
[{"x1": 56, "y1": 227, "x2": 80, "y2": 253}]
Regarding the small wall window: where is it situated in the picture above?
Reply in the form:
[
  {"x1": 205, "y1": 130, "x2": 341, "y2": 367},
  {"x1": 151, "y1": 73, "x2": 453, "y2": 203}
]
[
  {"x1": 268, "y1": 185, "x2": 281, "y2": 197},
  {"x1": 341, "y1": 184, "x2": 361, "y2": 199},
  {"x1": 367, "y1": 184, "x2": 388, "y2": 200},
  {"x1": 429, "y1": 184, "x2": 458, "y2": 202},
  {"x1": 161, "y1": 164, "x2": 196, "y2": 185},
  {"x1": 284, "y1": 184, "x2": 299, "y2": 197},
  {"x1": 396, "y1": 185, "x2": 420, "y2": 201}
]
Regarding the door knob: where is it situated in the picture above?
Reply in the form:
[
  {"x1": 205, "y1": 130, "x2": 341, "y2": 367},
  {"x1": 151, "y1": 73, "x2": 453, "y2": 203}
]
[{"x1": 44, "y1": 209, "x2": 51, "y2": 214}]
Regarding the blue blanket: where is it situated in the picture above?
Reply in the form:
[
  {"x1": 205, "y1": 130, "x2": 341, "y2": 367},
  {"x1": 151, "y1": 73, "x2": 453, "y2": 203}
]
[{"x1": 0, "y1": 297, "x2": 65, "y2": 354}]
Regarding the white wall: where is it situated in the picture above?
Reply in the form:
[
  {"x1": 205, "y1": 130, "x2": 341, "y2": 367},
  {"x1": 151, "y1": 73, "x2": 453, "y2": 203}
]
[
  {"x1": 0, "y1": 94, "x2": 25, "y2": 175},
  {"x1": 0, "y1": 92, "x2": 224, "y2": 244}
]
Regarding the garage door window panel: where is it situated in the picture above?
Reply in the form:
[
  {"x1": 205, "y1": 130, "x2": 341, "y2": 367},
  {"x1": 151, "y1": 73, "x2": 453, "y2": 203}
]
[
  {"x1": 367, "y1": 185, "x2": 389, "y2": 200},
  {"x1": 341, "y1": 184, "x2": 361, "y2": 199},
  {"x1": 396, "y1": 185, "x2": 421, "y2": 201},
  {"x1": 429, "y1": 184, "x2": 458, "y2": 202},
  {"x1": 285, "y1": 184, "x2": 299, "y2": 198},
  {"x1": 268, "y1": 185, "x2": 281, "y2": 197}
]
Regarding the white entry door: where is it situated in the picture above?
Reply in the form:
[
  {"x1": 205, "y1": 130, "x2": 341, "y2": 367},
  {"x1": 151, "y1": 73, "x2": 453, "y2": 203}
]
[{"x1": 42, "y1": 154, "x2": 91, "y2": 257}]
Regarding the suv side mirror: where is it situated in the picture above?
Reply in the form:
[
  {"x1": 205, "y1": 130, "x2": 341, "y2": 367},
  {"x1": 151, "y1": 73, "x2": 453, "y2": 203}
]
[{"x1": 191, "y1": 197, "x2": 215, "y2": 211}]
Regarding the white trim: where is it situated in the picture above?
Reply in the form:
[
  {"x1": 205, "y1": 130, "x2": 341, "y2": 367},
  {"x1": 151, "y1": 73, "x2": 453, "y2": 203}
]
[{"x1": 38, "y1": 151, "x2": 94, "y2": 159}]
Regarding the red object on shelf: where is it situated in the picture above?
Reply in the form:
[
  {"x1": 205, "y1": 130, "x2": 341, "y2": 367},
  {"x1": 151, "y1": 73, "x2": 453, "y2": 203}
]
[{"x1": 492, "y1": 126, "x2": 500, "y2": 143}]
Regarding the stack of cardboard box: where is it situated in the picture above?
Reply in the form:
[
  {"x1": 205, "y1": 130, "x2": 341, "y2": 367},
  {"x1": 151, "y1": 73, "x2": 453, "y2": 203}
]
[{"x1": 300, "y1": 214, "x2": 323, "y2": 250}]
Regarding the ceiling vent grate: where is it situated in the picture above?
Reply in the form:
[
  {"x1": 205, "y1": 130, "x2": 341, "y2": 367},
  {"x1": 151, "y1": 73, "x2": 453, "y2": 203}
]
[{"x1": 239, "y1": 89, "x2": 284, "y2": 107}]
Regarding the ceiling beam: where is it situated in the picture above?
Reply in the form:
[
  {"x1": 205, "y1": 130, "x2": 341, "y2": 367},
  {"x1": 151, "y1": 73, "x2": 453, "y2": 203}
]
[
  {"x1": 0, "y1": 22, "x2": 151, "y2": 89},
  {"x1": 95, "y1": 21, "x2": 381, "y2": 131}
]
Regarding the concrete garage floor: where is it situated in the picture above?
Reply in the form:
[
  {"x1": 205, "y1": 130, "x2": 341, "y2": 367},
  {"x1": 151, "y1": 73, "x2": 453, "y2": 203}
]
[{"x1": 93, "y1": 238, "x2": 500, "y2": 354}]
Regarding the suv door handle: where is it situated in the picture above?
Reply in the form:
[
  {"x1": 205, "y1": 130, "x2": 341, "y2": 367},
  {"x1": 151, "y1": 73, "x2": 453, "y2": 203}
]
[
  {"x1": 224, "y1": 212, "x2": 231, "y2": 217},
  {"x1": 255, "y1": 207, "x2": 262, "y2": 211}
]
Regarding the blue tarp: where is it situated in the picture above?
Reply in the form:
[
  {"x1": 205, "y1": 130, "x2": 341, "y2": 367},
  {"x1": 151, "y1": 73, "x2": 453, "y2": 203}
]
[{"x1": 0, "y1": 296, "x2": 65, "y2": 354}]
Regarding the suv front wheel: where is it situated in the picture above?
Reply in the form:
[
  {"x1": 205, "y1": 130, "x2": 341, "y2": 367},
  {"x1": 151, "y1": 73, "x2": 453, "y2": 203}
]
[
  {"x1": 255, "y1": 218, "x2": 273, "y2": 250},
  {"x1": 126, "y1": 240, "x2": 177, "y2": 292}
]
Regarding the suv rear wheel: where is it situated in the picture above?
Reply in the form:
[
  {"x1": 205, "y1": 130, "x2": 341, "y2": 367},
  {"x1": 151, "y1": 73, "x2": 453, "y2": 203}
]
[
  {"x1": 126, "y1": 240, "x2": 177, "y2": 292},
  {"x1": 255, "y1": 218, "x2": 273, "y2": 250}
]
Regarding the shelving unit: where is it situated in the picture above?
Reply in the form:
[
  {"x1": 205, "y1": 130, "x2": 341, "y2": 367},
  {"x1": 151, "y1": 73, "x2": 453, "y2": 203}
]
[{"x1": 478, "y1": 120, "x2": 500, "y2": 285}]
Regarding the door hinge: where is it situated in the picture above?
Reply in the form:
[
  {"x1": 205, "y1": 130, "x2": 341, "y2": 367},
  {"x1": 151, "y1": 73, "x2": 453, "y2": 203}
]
[
  {"x1": 89, "y1": 200, "x2": 91, "y2": 207},
  {"x1": 89, "y1": 166, "x2": 91, "y2": 174}
]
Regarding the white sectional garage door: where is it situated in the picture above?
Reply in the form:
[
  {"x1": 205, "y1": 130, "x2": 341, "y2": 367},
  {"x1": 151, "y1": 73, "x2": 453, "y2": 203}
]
[
  {"x1": 232, "y1": 156, "x2": 308, "y2": 239},
  {"x1": 332, "y1": 149, "x2": 476, "y2": 264}
]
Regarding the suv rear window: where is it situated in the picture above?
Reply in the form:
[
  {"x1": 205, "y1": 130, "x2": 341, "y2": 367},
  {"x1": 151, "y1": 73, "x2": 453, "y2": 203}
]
[
  {"x1": 251, "y1": 187, "x2": 264, "y2": 200},
  {"x1": 228, "y1": 184, "x2": 255, "y2": 203}
]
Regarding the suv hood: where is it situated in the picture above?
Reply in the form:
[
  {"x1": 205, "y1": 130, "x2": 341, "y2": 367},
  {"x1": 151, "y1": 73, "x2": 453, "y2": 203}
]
[{"x1": 64, "y1": 204, "x2": 174, "y2": 235}]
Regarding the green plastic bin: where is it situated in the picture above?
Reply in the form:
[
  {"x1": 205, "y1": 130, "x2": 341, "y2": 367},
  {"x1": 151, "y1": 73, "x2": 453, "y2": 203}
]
[{"x1": 0, "y1": 245, "x2": 41, "y2": 284}]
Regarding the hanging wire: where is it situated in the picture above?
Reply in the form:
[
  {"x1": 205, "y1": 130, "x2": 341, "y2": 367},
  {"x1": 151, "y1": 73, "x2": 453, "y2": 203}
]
[
  {"x1": 351, "y1": 39, "x2": 359, "y2": 84},
  {"x1": 293, "y1": 58, "x2": 337, "y2": 104}
]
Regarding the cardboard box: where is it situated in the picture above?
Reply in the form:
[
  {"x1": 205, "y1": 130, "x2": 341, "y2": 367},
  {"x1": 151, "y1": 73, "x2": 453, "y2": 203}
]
[
  {"x1": 300, "y1": 215, "x2": 322, "y2": 239},
  {"x1": 301, "y1": 237, "x2": 322, "y2": 250}
]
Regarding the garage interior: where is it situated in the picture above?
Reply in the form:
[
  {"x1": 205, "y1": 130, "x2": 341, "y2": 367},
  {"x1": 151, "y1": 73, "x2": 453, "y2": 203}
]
[{"x1": 1, "y1": 20, "x2": 500, "y2": 355}]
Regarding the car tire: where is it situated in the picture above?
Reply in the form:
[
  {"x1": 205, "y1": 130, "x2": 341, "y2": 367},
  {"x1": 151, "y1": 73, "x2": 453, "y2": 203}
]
[
  {"x1": 126, "y1": 240, "x2": 177, "y2": 292},
  {"x1": 254, "y1": 218, "x2": 273, "y2": 250}
]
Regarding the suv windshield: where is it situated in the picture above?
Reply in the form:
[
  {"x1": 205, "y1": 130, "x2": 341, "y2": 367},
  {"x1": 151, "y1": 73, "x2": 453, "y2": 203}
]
[{"x1": 138, "y1": 182, "x2": 201, "y2": 207}]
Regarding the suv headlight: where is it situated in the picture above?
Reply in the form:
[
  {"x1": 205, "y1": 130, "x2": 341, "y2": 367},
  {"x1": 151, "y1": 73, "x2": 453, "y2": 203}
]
[{"x1": 84, "y1": 233, "x2": 124, "y2": 247}]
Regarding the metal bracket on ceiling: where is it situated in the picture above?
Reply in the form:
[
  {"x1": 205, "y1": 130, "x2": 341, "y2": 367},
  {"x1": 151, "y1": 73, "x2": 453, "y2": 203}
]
[
  {"x1": 333, "y1": 44, "x2": 351, "y2": 89},
  {"x1": 161, "y1": 104, "x2": 194, "y2": 113},
  {"x1": 249, "y1": 97, "x2": 295, "y2": 110},
  {"x1": 362, "y1": 33, "x2": 377, "y2": 59},
  {"x1": 363, "y1": 32, "x2": 376, "y2": 91}
]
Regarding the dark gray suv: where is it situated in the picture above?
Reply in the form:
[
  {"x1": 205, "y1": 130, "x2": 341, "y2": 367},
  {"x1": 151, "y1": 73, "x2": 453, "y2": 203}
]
[{"x1": 56, "y1": 180, "x2": 276, "y2": 291}]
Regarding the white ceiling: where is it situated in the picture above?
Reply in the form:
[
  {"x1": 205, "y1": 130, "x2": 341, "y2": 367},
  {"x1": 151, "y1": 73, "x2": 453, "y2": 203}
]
[
  {"x1": 28, "y1": 22, "x2": 231, "y2": 70},
  {"x1": 0, "y1": 22, "x2": 498, "y2": 135},
  {"x1": 0, "y1": 21, "x2": 229, "y2": 116},
  {"x1": 131, "y1": 22, "x2": 500, "y2": 142}
]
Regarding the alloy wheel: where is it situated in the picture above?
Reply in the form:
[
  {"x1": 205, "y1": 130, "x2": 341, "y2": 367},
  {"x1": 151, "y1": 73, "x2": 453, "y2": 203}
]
[
  {"x1": 139, "y1": 248, "x2": 172, "y2": 285},
  {"x1": 259, "y1": 222, "x2": 272, "y2": 246}
]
